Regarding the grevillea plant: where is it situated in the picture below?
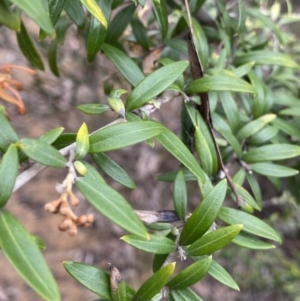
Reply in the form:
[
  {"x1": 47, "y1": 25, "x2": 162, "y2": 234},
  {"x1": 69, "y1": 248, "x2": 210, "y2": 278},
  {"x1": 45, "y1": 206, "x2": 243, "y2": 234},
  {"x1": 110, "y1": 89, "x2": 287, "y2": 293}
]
[{"x1": 0, "y1": 0, "x2": 300, "y2": 300}]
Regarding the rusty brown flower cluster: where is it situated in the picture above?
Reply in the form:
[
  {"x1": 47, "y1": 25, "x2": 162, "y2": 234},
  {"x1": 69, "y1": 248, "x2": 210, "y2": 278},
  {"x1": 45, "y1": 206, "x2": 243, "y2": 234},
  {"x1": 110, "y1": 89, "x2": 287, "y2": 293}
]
[{"x1": 44, "y1": 173, "x2": 94, "y2": 236}]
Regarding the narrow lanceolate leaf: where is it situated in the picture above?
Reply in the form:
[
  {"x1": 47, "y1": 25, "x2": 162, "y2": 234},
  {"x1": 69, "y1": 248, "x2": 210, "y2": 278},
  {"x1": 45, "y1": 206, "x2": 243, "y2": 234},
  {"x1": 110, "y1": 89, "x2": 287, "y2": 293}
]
[
  {"x1": 0, "y1": 0, "x2": 20, "y2": 31},
  {"x1": 272, "y1": 117, "x2": 300, "y2": 141},
  {"x1": 236, "y1": 114, "x2": 276, "y2": 141},
  {"x1": 242, "y1": 144, "x2": 300, "y2": 163},
  {"x1": 185, "y1": 75, "x2": 256, "y2": 94},
  {"x1": 0, "y1": 210, "x2": 60, "y2": 301},
  {"x1": 151, "y1": 0, "x2": 168, "y2": 40},
  {"x1": 64, "y1": 0, "x2": 85, "y2": 29},
  {"x1": 208, "y1": 260, "x2": 240, "y2": 291},
  {"x1": 232, "y1": 231, "x2": 275, "y2": 250},
  {"x1": 80, "y1": 0, "x2": 107, "y2": 28},
  {"x1": 170, "y1": 287, "x2": 203, "y2": 301},
  {"x1": 180, "y1": 179, "x2": 227, "y2": 246},
  {"x1": 125, "y1": 61, "x2": 189, "y2": 111},
  {"x1": 76, "y1": 177, "x2": 148, "y2": 238},
  {"x1": 16, "y1": 22, "x2": 44, "y2": 70},
  {"x1": 131, "y1": 17, "x2": 151, "y2": 50},
  {"x1": 235, "y1": 51, "x2": 299, "y2": 69},
  {"x1": 80, "y1": 160, "x2": 106, "y2": 183},
  {"x1": 157, "y1": 169, "x2": 197, "y2": 182},
  {"x1": 89, "y1": 121, "x2": 166, "y2": 153},
  {"x1": 156, "y1": 129, "x2": 206, "y2": 184},
  {"x1": 92, "y1": 153, "x2": 136, "y2": 189},
  {"x1": 87, "y1": 0, "x2": 111, "y2": 61},
  {"x1": 49, "y1": 0, "x2": 65, "y2": 26},
  {"x1": 134, "y1": 263, "x2": 175, "y2": 301},
  {"x1": 167, "y1": 257, "x2": 212, "y2": 289},
  {"x1": 173, "y1": 171, "x2": 187, "y2": 220},
  {"x1": 38, "y1": 127, "x2": 64, "y2": 145},
  {"x1": 0, "y1": 145, "x2": 18, "y2": 207},
  {"x1": 102, "y1": 44, "x2": 144, "y2": 87},
  {"x1": 250, "y1": 162, "x2": 299, "y2": 177},
  {"x1": 215, "y1": 128, "x2": 242, "y2": 158},
  {"x1": 75, "y1": 123, "x2": 89, "y2": 160},
  {"x1": 234, "y1": 184, "x2": 260, "y2": 211},
  {"x1": 0, "y1": 113, "x2": 19, "y2": 152},
  {"x1": 48, "y1": 40, "x2": 60, "y2": 76},
  {"x1": 121, "y1": 234, "x2": 176, "y2": 254},
  {"x1": 237, "y1": 0, "x2": 246, "y2": 33},
  {"x1": 18, "y1": 138, "x2": 67, "y2": 168},
  {"x1": 10, "y1": 0, "x2": 54, "y2": 34},
  {"x1": 248, "y1": 125, "x2": 278, "y2": 145},
  {"x1": 185, "y1": 225, "x2": 243, "y2": 256},
  {"x1": 77, "y1": 103, "x2": 111, "y2": 115},
  {"x1": 63, "y1": 261, "x2": 112, "y2": 300},
  {"x1": 218, "y1": 207, "x2": 281, "y2": 242}
]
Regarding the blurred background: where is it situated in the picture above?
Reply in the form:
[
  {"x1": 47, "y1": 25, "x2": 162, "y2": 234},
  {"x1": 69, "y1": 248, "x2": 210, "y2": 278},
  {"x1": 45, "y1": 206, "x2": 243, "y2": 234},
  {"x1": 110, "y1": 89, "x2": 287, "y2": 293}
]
[{"x1": 0, "y1": 1, "x2": 300, "y2": 300}]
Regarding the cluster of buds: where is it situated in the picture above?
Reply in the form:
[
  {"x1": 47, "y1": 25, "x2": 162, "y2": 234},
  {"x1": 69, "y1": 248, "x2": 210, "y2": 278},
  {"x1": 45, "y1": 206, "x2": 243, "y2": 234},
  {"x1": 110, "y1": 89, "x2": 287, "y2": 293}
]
[{"x1": 44, "y1": 173, "x2": 94, "y2": 236}]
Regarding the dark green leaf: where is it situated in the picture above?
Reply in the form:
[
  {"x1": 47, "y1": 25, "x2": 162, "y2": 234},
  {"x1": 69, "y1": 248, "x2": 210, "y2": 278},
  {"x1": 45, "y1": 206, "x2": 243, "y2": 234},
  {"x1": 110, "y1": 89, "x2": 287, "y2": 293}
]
[
  {"x1": 208, "y1": 260, "x2": 239, "y2": 291},
  {"x1": 170, "y1": 287, "x2": 203, "y2": 301},
  {"x1": 55, "y1": 14, "x2": 69, "y2": 45},
  {"x1": 0, "y1": 145, "x2": 18, "y2": 207},
  {"x1": 52, "y1": 133, "x2": 76, "y2": 149},
  {"x1": 76, "y1": 177, "x2": 148, "y2": 238},
  {"x1": 133, "y1": 263, "x2": 175, "y2": 301},
  {"x1": 151, "y1": 0, "x2": 168, "y2": 40},
  {"x1": 0, "y1": 210, "x2": 60, "y2": 301},
  {"x1": 131, "y1": 17, "x2": 151, "y2": 50},
  {"x1": 218, "y1": 207, "x2": 281, "y2": 242},
  {"x1": 75, "y1": 123, "x2": 89, "y2": 160},
  {"x1": 102, "y1": 43, "x2": 144, "y2": 87},
  {"x1": 49, "y1": 0, "x2": 65, "y2": 26},
  {"x1": 17, "y1": 22, "x2": 44, "y2": 70},
  {"x1": 77, "y1": 103, "x2": 111, "y2": 115},
  {"x1": 121, "y1": 234, "x2": 176, "y2": 254},
  {"x1": 87, "y1": 0, "x2": 111, "y2": 61},
  {"x1": 11, "y1": 0, "x2": 54, "y2": 34},
  {"x1": 180, "y1": 179, "x2": 227, "y2": 246},
  {"x1": 185, "y1": 225, "x2": 242, "y2": 256},
  {"x1": 64, "y1": 0, "x2": 85, "y2": 29},
  {"x1": 185, "y1": 75, "x2": 256, "y2": 94},
  {"x1": 242, "y1": 144, "x2": 300, "y2": 163},
  {"x1": 89, "y1": 121, "x2": 166, "y2": 153},
  {"x1": 250, "y1": 162, "x2": 299, "y2": 177},
  {"x1": 92, "y1": 153, "x2": 136, "y2": 188},
  {"x1": 173, "y1": 171, "x2": 187, "y2": 220},
  {"x1": 237, "y1": 0, "x2": 246, "y2": 33},
  {"x1": 0, "y1": 113, "x2": 19, "y2": 152},
  {"x1": 232, "y1": 231, "x2": 275, "y2": 250},
  {"x1": 125, "y1": 61, "x2": 189, "y2": 111},
  {"x1": 156, "y1": 129, "x2": 206, "y2": 184},
  {"x1": 0, "y1": 0, "x2": 20, "y2": 31},
  {"x1": 167, "y1": 256, "x2": 211, "y2": 289},
  {"x1": 157, "y1": 169, "x2": 197, "y2": 182},
  {"x1": 18, "y1": 138, "x2": 67, "y2": 168},
  {"x1": 48, "y1": 40, "x2": 60, "y2": 76}
]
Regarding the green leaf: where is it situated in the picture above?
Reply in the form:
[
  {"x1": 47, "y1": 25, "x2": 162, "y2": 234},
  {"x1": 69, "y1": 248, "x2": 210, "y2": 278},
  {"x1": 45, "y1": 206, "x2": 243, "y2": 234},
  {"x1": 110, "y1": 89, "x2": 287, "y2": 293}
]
[
  {"x1": 31, "y1": 235, "x2": 46, "y2": 250},
  {"x1": 279, "y1": 107, "x2": 300, "y2": 117},
  {"x1": 63, "y1": 261, "x2": 112, "y2": 300},
  {"x1": 0, "y1": 112, "x2": 19, "y2": 152},
  {"x1": 102, "y1": 43, "x2": 144, "y2": 87},
  {"x1": 76, "y1": 177, "x2": 148, "y2": 238},
  {"x1": 242, "y1": 144, "x2": 300, "y2": 163},
  {"x1": 125, "y1": 61, "x2": 189, "y2": 111},
  {"x1": 49, "y1": 0, "x2": 65, "y2": 26},
  {"x1": 0, "y1": 0, "x2": 20, "y2": 31},
  {"x1": 0, "y1": 210, "x2": 60, "y2": 301},
  {"x1": 170, "y1": 287, "x2": 203, "y2": 301},
  {"x1": 48, "y1": 40, "x2": 60, "y2": 76},
  {"x1": 185, "y1": 225, "x2": 243, "y2": 256},
  {"x1": 235, "y1": 51, "x2": 299, "y2": 69},
  {"x1": 208, "y1": 260, "x2": 239, "y2": 291},
  {"x1": 131, "y1": 17, "x2": 151, "y2": 50},
  {"x1": 248, "y1": 125, "x2": 278, "y2": 145},
  {"x1": 38, "y1": 127, "x2": 64, "y2": 145},
  {"x1": 180, "y1": 179, "x2": 227, "y2": 246},
  {"x1": 89, "y1": 121, "x2": 166, "y2": 153},
  {"x1": 64, "y1": 0, "x2": 85, "y2": 29},
  {"x1": 151, "y1": 0, "x2": 168, "y2": 40},
  {"x1": 164, "y1": 38, "x2": 188, "y2": 55},
  {"x1": 52, "y1": 133, "x2": 76, "y2": 149},
  {"x1": 246, "y1": 173, "x2": 262, "y2": 208},
  {"x1": 250, "y1": 162, "x2": 299, "y2": 177},
  {"x1": 232, "y1": 62, "x2": 255, "y2": 78},
  {"x1": 173, "y1": 171, "x2": 187, "y2": 220},
  {"x1": 80, "y1": 160, "x2": 106, "y2": 183},
  {"x1": 92, "y1": 153, "x2": 136, "y2": 188},
  {"x1": 10, "y1": 0, "x2": 54, "y2": 34},
  {"x1": 234, "y1": 184, "x2": 260, "y2": 211},
  {"x1": 157, "y1": 169, "x2": 197, "y2": 182},
  {"x1": 16, "y1": 21, "x2": 44, "y2": 70},
  {"x1": 272, "y1": 117, "x2": 300, "y2": 141},
  {"x1": 215, "y1": 128, "x2": 242, "y2": 158},
  {"x1": 134, "y1": 263, "x2": 175, "y2": 301},
  {"x1": 121, "y1": 234, "x2": 176, "y2": 254},
  {"x1": 75, "y1": 123, "x2": 89, "y2": 160},
  {"x1": 167, "y1": 257, "x2": 212, "y2": 289},
  {"x1": 54, "y1": 14, "x2": 69, "y2": 45},
  {"x1": 237, "y1": 0, "x2": 246, "y2": 33},
  {"x1": 156, "y1": 129, "x2": 206, "y2": 184},
  {"x1": 77, "y1": 103, "x2": 111, "y2": 115},
  {"x1": 236, "y1": 114, "x2": 276, "y2": 141},
  {"x1": 185, "y1": 75, "x2": 256, "y2": 94},
  {"x1": 232, "y1": 231, "x2": 275, "y2": 250},
  {"x1": 18, "y1": 138, "x2": 67, "y2": 168},
  {"x1": 0, "y1": 145, "x2": 18, "y2": 207},
  {"x1": 218, "y1": 207, "x2": 281, "y2": 242},
  {"x1": 80, "y1": 0, "x2": 107, "y2": 28},
  {"x1": 106, "y1": 3, "x2": 135, "y2": 43}
]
